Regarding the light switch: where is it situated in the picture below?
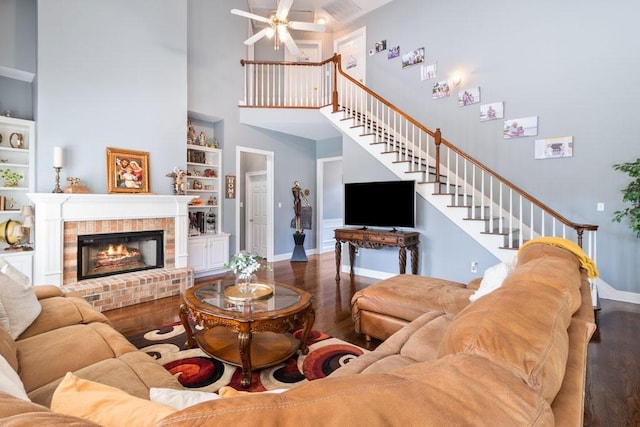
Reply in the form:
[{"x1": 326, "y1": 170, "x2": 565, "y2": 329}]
[{"x1": 597, "y1": 203, "x2": 604, "y2": 211}]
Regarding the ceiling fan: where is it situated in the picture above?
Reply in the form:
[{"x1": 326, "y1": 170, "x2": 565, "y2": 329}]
[{"x1": 231, "y1": 0, "x2": 325, "y2": 55}]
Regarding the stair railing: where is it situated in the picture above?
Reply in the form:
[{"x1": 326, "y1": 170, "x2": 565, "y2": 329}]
[{"x1": 239, "y1": 54, "x2": 598, "y2": 259}]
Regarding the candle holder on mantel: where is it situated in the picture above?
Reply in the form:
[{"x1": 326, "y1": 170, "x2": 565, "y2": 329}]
[{"x1": 52, "y1": 167, "x2": 63, "y2": 193}]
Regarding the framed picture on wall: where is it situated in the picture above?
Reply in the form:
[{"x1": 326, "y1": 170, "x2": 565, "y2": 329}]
[{"x1": 106, "y1": 147, "x2": 150, "y2": 193}]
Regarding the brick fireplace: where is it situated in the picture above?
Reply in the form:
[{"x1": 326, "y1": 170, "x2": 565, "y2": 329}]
[{"x1": 27, "y1": 193, "x2": 195, "y2": 311}]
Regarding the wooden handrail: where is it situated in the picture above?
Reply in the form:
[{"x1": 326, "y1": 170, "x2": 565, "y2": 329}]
[{"x1": 240, "y1": 56, "x2": 337, "y2": 67}]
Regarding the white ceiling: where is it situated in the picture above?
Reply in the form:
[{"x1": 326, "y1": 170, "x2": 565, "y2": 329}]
[{"x1": 246, "y1": 0, "x2": 392, "y2": 32}]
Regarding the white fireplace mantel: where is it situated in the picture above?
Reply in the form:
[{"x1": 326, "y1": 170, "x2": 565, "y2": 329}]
[{"x1": 27, "y1": 193, "x2": 195, "y2": 286}]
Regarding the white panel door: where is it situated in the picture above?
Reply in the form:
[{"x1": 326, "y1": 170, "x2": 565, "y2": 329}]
[
  {"x1": 334, "y1": 27, "x2": 366, "y2": 84},
  {"x1": 247, "y1": 172, "x2": 268, "y2": 258}
]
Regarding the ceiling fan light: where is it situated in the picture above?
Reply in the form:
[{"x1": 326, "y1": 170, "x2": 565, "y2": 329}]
[
  {"x1": 277, "y1": 23, "x2": 288, "y2": 37},
  {"x1": 265, "y1": 27, "x2": 275, "y2": 39}
]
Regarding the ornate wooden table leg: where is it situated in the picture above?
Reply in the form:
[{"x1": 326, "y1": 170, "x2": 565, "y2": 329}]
[
  {"x1": 335, "y1": 240, "x2": 342, "y2": 282},
  {"x1": 179, "y1": 303, "x2": 196, "y2": 349},
  {"x1": 348, "y1": 243, "x2": 356, "y2": 276},
  {"x1": 399, "y1": 246, "x2": 407, "y2": 274},
  {"x1": 298, "y1": 307, "x2": 316, "y2": 355},
  {"x1": 410, "y1": 245, "x2": 419, "y2": 274},
  {"x1": 238, "y1": 330, "x2": 253, "y2": 388}
]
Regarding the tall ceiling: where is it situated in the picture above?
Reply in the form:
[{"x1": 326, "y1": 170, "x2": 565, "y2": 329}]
[{"x1": 246, "y1": 0, "x2": 392, "y2": 32}]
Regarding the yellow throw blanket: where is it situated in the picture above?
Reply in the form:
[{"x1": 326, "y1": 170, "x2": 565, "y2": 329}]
[{"x1": 518, "y1": 237, "x2": 599, "y2": 279}]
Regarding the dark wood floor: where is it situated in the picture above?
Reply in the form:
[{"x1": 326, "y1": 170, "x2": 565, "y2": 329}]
[{"x1": 104, "y1": 252, "x2": 639, "y2": 425}]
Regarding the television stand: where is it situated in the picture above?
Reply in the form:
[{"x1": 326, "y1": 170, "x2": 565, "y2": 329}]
[{"x1": 334, "y1": 228, "x2": 419, "y2": 282}]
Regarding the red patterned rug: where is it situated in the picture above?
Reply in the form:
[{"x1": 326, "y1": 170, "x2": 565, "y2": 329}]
[{"x1": 127, "y1": 322, "x2": 367, "y2": 393}]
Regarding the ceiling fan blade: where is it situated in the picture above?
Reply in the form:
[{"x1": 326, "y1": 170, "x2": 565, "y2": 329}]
[
  {"x1": 230, "y1": 8, "x2": 270, "y2": 24},
  {"x1": 244, "y1": 27, "x2": 272, "y2": 45},
  {"x1": 289, "y1": 21, "x2": 326, "y2": 32},
  {"x1": 283, "y1": 35, "x2": 299, "y2": 55},
  {"x1": 276, "y1": 0, "x2": 293, "y2": 21}
]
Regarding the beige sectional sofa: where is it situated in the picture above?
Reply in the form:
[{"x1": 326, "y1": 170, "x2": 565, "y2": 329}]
[
  {"x1": 0, "y1": 284, "x2": 182, "y2": 424},
  {"x1": 0, "y1": 240, "x2": 595, "y2": 426}
]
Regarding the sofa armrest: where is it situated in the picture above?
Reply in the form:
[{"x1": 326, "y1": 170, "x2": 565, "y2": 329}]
[
  {"x1": 0, "y1": 391, "x2": 99, "y2": 425},
  {"x1": 17, "y1": 296, "x2": 111, "y2": 340},
  {"x1": 33, "y1": 285, "x2": 64, "y2": 300}
]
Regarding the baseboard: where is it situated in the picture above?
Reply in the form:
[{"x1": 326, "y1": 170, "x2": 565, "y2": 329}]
[
  {"x1": 596, "y1": 278, "x2": 640, "y2": 304},
  {"x1": 340, "y1": 265, "x2": 396, "y2": 281},
  {"x1": 272, "y1": 247, "x2": 319, "y2": 263}
]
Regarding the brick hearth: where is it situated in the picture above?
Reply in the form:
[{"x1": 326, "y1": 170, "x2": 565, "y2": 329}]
[
  {"x1": 61, "y1": 217, "x2": 192, "y2": 311},
  {"x1": 28, "y1": 194, "x2": 195, "y2": 312}
]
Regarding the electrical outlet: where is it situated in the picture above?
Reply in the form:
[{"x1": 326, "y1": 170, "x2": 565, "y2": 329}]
[{"x1": 470, "y1": 261, "x2": 478, "y2": 273}]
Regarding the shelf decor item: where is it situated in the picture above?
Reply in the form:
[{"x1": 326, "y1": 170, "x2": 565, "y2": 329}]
[
  {"x1": 0, "y1": 169, "x2": 23, "y2": 187},
  {"x1": 0, "y1": 219, "x2": 23, "y2": 248},
  {"x1": 52, "y1": 146, "x2": 64, "y2": 193},
  {"x1": 165, "y1": 167, "x2": 187, "y2": 195},
  {"x1": 9, "y1": 132, "x2": 23, "y2": 149},
  {"x1": 223, "y1": 252, "x2": 271, "y2": 296},
  {"x1": 106, "y1": 147, "x2": 150, "y2": 194},
  {"x1": 63, "y1": 177, "x2": 90, "y2": 194}
]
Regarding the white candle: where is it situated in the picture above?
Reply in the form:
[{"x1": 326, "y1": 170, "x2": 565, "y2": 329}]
[{"x1": 53, "y1": 146, "x2": 63, "y2": 168}]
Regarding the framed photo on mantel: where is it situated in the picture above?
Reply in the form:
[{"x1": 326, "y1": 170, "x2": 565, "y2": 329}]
[{"x1": 106, "y1": 147, "x2": 150, "y2": 194}]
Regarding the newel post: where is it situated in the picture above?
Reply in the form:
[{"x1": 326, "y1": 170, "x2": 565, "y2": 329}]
[
  {"x1": 435, "y1": 128, "x2": 442, "y2": 187},
  {"x1": 332, "y1": 54, "x2": 340, "y2": 113},
  {"x1": 576, "y1": 227, "x2": 584, "y2": 248}
]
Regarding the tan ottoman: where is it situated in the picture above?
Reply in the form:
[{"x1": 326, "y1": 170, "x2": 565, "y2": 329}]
[{"x1": 351, "y1": 274, "x2": 478, "y2": 341}]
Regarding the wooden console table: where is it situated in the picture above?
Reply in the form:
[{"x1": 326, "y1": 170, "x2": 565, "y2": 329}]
[{"x1": 334, "y1": 228, "x2": 419, "y2": 282}]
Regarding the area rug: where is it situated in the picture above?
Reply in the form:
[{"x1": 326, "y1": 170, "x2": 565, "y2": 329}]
[{"x1": 127, "y1": 322, "x2": 368, "y2": 393}]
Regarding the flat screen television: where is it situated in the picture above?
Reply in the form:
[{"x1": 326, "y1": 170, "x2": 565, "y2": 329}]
[{"x1": 344, "y1": 180, "x2": 416, "y2": 229}]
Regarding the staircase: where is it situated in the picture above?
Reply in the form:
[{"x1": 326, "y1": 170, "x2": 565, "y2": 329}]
[{"x1": 239, "y1": 54, "x2": 599, "y2": 294}]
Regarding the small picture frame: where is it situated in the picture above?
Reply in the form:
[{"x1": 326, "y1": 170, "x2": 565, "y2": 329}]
[
  {"x1": 106, "y1": 147, "x2": 150, "y2": 193},
  {"x1": 225, "y1": 175, "x2": 236, "y2": 198}
]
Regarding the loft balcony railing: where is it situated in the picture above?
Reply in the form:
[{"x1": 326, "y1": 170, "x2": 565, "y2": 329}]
[{"x1": 240, "y1": 54, "x2": 598, "y2": 260}]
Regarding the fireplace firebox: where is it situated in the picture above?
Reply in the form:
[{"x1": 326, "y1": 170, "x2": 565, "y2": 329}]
[{"x1": 77, "y1": 230, "x2": 164, "y2": 280}]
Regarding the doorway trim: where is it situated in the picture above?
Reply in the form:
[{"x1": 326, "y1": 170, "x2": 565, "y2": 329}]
[
  {"x1": 235, "y1": 146, "x2": 274, "y2": 261},
  {"x1": 316, "y1": 155, "x2": 343, "y2": 254}
]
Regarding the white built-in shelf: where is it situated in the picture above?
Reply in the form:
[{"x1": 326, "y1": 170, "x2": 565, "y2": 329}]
[{"x1": 0, "y1": 65, "x2": 35, "y2": 83}]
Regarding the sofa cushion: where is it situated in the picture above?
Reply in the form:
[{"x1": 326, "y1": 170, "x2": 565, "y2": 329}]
[
  {"x1": 438, "y1": 282, "x2": 573, "y2": 404},
  {"x1": 17, "y1": 322, "x2": 137, "y2": 393},
  {"x1": 0, "y1": 257, "x2": 41, "y2": 339},
  {"x1": 150, "y1": 387, "x2": 220, "y2": 410},
  {"x1": 0, "y1": 354, "x2": 29, "y2": 401},
  {"x1": 0, "y1": 391, "x2": 101, "y2": 425},
  {"x1": 28, "y1": 350, "x2": 183, "y2": 408},
  {"x1": 352, "y1": 274, "x2": 473, "y2": 323},
  {"x1": 333, "y1": 311, "x2": 454, "y2": 376},
  {"x1": 508, "y1": 249, "x2": 583, "y2": 315},
  {"x1": 18, "y1": 295, "x2": 111, "y2": 340},
  {"x1": 51, "y1": 373, "x2": 176, "y2": 427}
]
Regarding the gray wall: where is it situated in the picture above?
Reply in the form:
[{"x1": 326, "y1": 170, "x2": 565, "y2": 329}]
[
  {"x1": 36, "y1": 0, "x2": 186, "y2": 194},
  {"x1": 0, "y1": 0, "x2": 36, "y2": 119},
  {"x1": 334, "y1": 0, "x2": 640, "y2": 292}
]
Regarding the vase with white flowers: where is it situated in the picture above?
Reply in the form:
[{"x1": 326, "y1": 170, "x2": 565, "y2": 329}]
[{"x1": 224, "y1": 252, "x2": 270, "y2": 294}]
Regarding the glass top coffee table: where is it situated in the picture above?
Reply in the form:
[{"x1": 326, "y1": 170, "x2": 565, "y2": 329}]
[{"x1": 179, "y1": 280, "x2": 315, "y2": 388}]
